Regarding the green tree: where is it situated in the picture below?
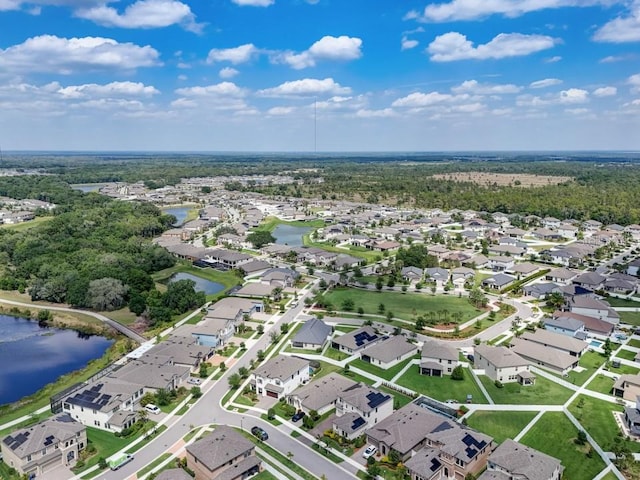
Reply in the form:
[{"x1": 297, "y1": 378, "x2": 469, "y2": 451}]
[
  {"x1": 190, "y1": 386, "x2": 202, "y2": 398},
  {"x1": 228, "y1": 373, "x2": 242, "y2": 389},
  {"x1": 155, "y1": 388, "x2": 171, "y2": 406},
  {"x1": 451, "y1": 365, "x2": 464, "y2": 380},
  {"x1": 342, "y1": 298, "x2": 355, "y2": 311},
  {"x1": 87, "y1": 277, "x2": 128, "y2": 311},
  {"x1": 247, "y1": 230, "x2": 276, "y2": 248}
]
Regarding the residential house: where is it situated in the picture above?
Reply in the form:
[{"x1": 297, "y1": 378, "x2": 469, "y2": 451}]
[
  {"x1": 545, "y1": 267, "x2": 579, "y2": 284},
  {"x1": 191, "y1": 318, "x2": 235, "y2": 348},
  {"x1": 331, "y1": 326, "x2": 384, "y2": 354},
  {"x1": 186, "y1": 425, "x2": 261, "y2": 480},
  {"x1": 291, "y1": 318, "x2": 332, "y2": 350},
  {"x1": 288, "y1": 373, "x2": 358, "y2": 415},
  {"x1": 568, "y1": 296, "x2": 619, "y2": 325},
  {"x1": 401, "y1": 266, "x2": 423, "y2": 284},
  {"x1": 523, "y1": 282, "x2": 560, "y2": 300},
  {"x1": 572, "y1": 272, "x2": 606, "y2": 290},
  {"x1": 510, "y1": 339, "x2": 579, "y2": 375},
  {"x1": 481, "y1": 273, "x2": 516, "y2": 291},
  {"x1": 558, "y1": 223, "x2": 579, "y2": 239},
  {"x1": 628, "y1": 259, "x2": 640, "y2": 277},
  {"x1": 478, "y1": 439, "x2": 563, "y2": 480},
  {"x1": 333, "y1": 384, "x2": 393, "y2": 440},
  {"x1": 360, "y1": 335, "x2": 418, "y2": 369},
  {"x1": 425, "y1": 267, "x2": 450, "y2": 287},
  {"x1": 517, "y1": 329, "x2": 588, "y2": 357},
  {"x1": 604, "y1": 273, "x2": 637, "y2": 294},
  {"x1": 110, "y1": 356, "x2": 191, "y2": 394},
  {"x1": 334, "y1": 254, "x2": 362, "y2": 270},
  {"x1": 260, "y1": 268, "x2": 299, "y2": 288},
  {"x1": 451, "y1": 267, "x2": 475, "y2": 288},
  {"x1": 155, "y1": 469, "x2": 193, "y2": 480},
  {"x1": 252, "y1": 355, "x2": 310, "y2": 399},
  {"x1": 145, "y1": 336, "x2": 214, "y2": 372},
  {"x1": 62, "y1": 379, "x2": 142, "y2": 432},
  {"x1": 420, "y1": 340, "x2": 460, "y2": 376},
  {"x1": 509, "y1": 262, "x2": 541, "y2": 277},
  {"x1": 552, "y1": 311, "x2": 615, "y2": 337},
  {"x1": 543, "y1": 316, "x2": 585, "y2": 338},
  {"x1": 474, "y1": 345, "x2": 534, "y2": 385},
  {"x1": 367, "y1": 403, "x2": 493, "y2": 479},
  {"x1": 203, "y1": 249, "x2": 253, "y2": 269},
  {"x1": 614, "y1": 374, "x2": 640, "y2": 402},
  {"x1": 1, "y1": 414, "x2": 86, "y2": 477},
  {"x1": 487, "y1": 256, "x2": 515, "y2": 272},
  {"x1": 624, "y1": 397, "x2": 640, "y2": 437}
]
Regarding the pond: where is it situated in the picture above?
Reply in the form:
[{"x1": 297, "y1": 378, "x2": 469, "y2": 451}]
[
  {"x1": 71, "y1": 183, "x2": 108, "y2": 193},
  {"x1": 168, "y1": 272, "x2": 225, "y2": 296},
  {"x1": 163, "y1": 206, "x2": 192, "y2": 226},
  {"x1": 273, "y1": 224, "x2": 311, "y2": 247},
  {"x1": 0, "y1": 315, "x2": 114, "y2": 406}
]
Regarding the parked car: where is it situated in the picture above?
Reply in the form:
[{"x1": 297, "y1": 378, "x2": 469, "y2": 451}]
[
  {"x1": 144, "y1": 403, "x2": 161, "y2": 415},
  {"x1": 466, "y1": 354, "x2": 474, "y2": 363},
  {"x1": 291, "y1": 411, "x2": 306, "y2": 422},
  {"x1": 362, "y1": 445, "x2": 377, "y2": 459},
  {"x1": 187, "y1": 377, "x2": 201, "y2": 385},
  {"x1": 251, "y1": 426, "x2": 268, "y2": 441}
]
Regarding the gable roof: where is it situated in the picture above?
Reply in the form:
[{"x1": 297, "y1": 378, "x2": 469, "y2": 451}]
[
  {"x1": 291, "y1": 372, "x2": 358, "y2": 411},
  {"x1": 186, "y1": 426, "x2": 254, "y2": 472},
  {"x1": 332, "y1": 326, "x2": 382, "y2": 351},
  {"x1": 421, "y1": 340, "x2": 458, "y2": 362},
  {"x1": 253, "y1": 355, "x2": 309, "y2": 381},
  {"x1": 362, "y1": 335, "x2": 417, "y2": 363},
  {"x1": 519, "y1": 329, "x2": 588, "y2": 353},
  {"x1": 339, "y1": 383, "x2": 392, "y2": 413},
  {"x1": 2, "y1": 414, "x2": 84, "y2": 458},
  {"x1": 292, "y1": 318, "x2": 332, "y2": 346},
  {"x1": 474, "y1": 344, "x2": 530, "y2": 369},
  {"x1": 486, "y1": 439, "x2": 563, "y2": 480}
]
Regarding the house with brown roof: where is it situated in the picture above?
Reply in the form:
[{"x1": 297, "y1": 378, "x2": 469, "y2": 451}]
[
  {"x1": 420, "y1": 340, "x2": 460, "y2": 376},
  {"x1": 186, "y1": 425, "x2": 261, "y2": 480},
  {"x1": 478, "y1": 439, "x2": 563, "y2": 480},
  {"x1": 474, "y1": 344, "x2": 534, "y2": 385}
]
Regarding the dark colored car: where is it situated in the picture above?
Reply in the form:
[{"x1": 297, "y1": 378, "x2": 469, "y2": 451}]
[
  {"x1": 466, "y1": 354, "x2": 474, "y2": 363},
  {"x1": 291, "y1": 411, "x2": 306, "y2": 422},
  {"x1": 251, "y1": 426, "x2": 268, "y2": 441}
]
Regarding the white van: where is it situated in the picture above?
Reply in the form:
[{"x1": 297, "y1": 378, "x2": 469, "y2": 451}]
[{"x1": 144, "y1": 403, "x2": 161, "y2": 415}]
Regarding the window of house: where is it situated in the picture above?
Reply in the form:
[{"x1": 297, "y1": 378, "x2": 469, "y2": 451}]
[
  {"x1": 42, "y1": 449, "x2": 46, "y2": 456},
  {"x1": 27, "y1": 455, "x2": 31, "y2": 462}
]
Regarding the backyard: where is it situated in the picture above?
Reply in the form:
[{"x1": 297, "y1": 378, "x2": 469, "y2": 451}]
[
  {"x1": 349, "y1": 356, "x2": 418, "y2": 382},
  {"x1": 395, "y1": 367, "x2": 488, "y2": 404},
  {"x1": 322, "y1": 288, "x2": 483, "y2": 324},
  {"x1": 465, "y1": 410, "x2": 537, "y2": 444},
  {"x1": 478, "y1": 376, "x2": 574, "y2": 405},
  {"x1": 520, "y1": 412, "x2": 606, "y2": 480}
]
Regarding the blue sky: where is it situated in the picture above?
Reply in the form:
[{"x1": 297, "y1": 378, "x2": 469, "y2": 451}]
[{"x1": 0, "y1": 0, "x2": 639, "y2": 151}]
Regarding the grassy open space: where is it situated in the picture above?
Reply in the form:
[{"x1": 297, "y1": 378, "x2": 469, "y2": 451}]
[
  {"x1": 568, "y1": 395, "x2": 640, "y2": 453},
  {"x1": 323, "y1": 287, "x2": 482, "y2": 323},
  {"x1": 0, "y1": 216, "x2": 53, "y2": 231},
  {"x1": 586, "y1": 374, "x2": 615, "y2": 395},
  {"x1": 324, "y1": 347, "x2": 350, "y2": 361},
  {"x1": 627, "y1": 338, "x2": 640, "y2": 349},
  {"x1": 547, "y1": 350, "x2": 607, "y2": 386},
  {"x1": 303, "y1": 233, "x2": 381, "y2": 262},
  {"x1": 466, "y1": 410, "x2": 537, "y2": 444},
  {"x1": 478, "y1": 375, "x2": 574, "y2": 405},
  {"x1": 605, "y1": 297, "x2": 640, "y2": 307},
  {"x1": 349, "y1": 356, "x2": 417, "y2": 382},
  {"x1": 618, "y1": 310, "x2": 640, "y2": 326},
  {"x1": 258, "y1": 216, "x2": 326, "y2": 232},
  {"x1": 520, "y1": 412, "x2": 606, "y2": 480},
  {"x1": 608, "y1": 361, "x2": 639, "y2": 376},
  {"x1": 614, "y1": 348, "x2": 638, "y2": 361},
  {"x1": 396, "y1": 367, "x2": 488, "y2": 404}
]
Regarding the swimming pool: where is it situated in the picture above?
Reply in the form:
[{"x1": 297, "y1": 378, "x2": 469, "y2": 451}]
[{"x1": 589, "y1": 340, "x2": 603, "y2": 348}]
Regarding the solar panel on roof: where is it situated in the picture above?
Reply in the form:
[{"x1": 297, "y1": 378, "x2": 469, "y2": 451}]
[
  {"x1": 351, "y1": 417, "x2": 366, "y2": 430},
  {"x1": 366, "y1": 392, "x2": 391, "y2": 408},
  {"x1": 466, "y1": 447, "x2": 478, "y2": 458},
  {"x1": 432, "y1": 421, "x2": 453, "y2": 433},
  {"x1": 354, "y1": 331, "x2": 378, "y2": 347},
  {"x1": 430, "y1": 458, "x2": 441, "y2": 472}
]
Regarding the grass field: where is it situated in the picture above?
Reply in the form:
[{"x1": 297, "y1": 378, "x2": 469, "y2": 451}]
[
  {"x1": 258, "y1": 216, "x2": 326, "y2": 232},
  {"x1": 618, "y1": 310, "x2": 640, "y2": 326},
  {"x1": 396, "y1": 367, "x2": 488, "y2": 404},
  {"x1": 303, "y1": 233, "x2": 381, "y2": 262},
  {"x1": 323, "y1": 287, "x2": 482, "y2": 323},
  {"x1": 479, "y1": 375, "x2": 574, "y2": 405},
  {"x1": 568, "y1": 395, "x2": 640, "y2": 453},
  {"x1": 585, "y1": 374, "x2": 615, "y2": 395},
  {"x1": 466, "y1": 411, "x2": 537, "y2": 444},
  {"x1": 0, "y1": 216, "x2": 53, "y2": 231},
  {"x1": 614, "y1": 348, "x2": 638, "y2": 361},
  {"x1": 349, "y1": 356, "x2": 417, "y2": 381},
  {"x1": 627, "y1": 338, "x2": 640, "y2": 349},
  {"x1": 520, "y1": 412, "x2": 606, "y2": 480},
  {"x1": 605, "y1": 297, "x2": 640, "y2": 307}
]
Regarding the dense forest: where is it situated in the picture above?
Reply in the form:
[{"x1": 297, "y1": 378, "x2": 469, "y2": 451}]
[{"x1": 0, "y1": 176, "x2": 204, "y2": 325}]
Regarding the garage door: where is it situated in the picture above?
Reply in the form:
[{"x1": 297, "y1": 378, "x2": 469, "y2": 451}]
[{"x1": 266, "y1": 390, "x2": 279, "y2": 398}]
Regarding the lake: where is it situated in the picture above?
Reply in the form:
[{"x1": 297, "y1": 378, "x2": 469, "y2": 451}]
[
  {"x1": 0, "y1": 315, "x2": 113, "y2": 406},
  {"x1": 163, "y1": 206, "x2": 192, "y2": 226},
  {"x1": 169, "y1": 272, "x2": 225, "y2": 296},
  {"x1": 273, "y1": 224, "x2": 311, "y2": 247}
]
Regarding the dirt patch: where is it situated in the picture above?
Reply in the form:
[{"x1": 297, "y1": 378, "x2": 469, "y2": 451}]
[{"x1": 431, "y1": 172, "x2": 573, "y2": 188}]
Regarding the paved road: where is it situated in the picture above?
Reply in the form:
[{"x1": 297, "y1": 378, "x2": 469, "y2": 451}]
[
  {"x1": 96, "y1": 285, "x2": 358, "y2": 480},
  {"x1": 0, "y1": 297, "x2": 146, "y2": 343}
]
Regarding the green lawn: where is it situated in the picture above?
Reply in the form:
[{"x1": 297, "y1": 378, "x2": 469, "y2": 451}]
[
  {"x1": 303, "y1": 233, "x2": 380, "y2": 262},
  {"x1": 627, "y1": 338, "x2": 640, "y2": 349},
  {"x1": 585, "y1": 374, "x2": 615, "y2": 395},
  {"x1": 334, "y1": 325, "x2": 359, "y2": 333},
  {"x1": 396, "y1": 367, "x2": 488, "y2": 404},
  {"x1": 604, "y1": 297, "x2": 640, "y2": 307},
  {"x1": 75, "y1": 425, "x2": 151, "y2": 473},
  {"x1": 618, "y1": 310, "x2": 640, "y2": 326},
  {"x1": 349, "y1": 356, "x2": 417, "y2": 381},
  {"x1": 547, "y1": 351, "x2": 607, "y2": 386},
  {"x1": 323, "y1": 287, "x2": 482, "y2": 323},
  {"x1": 520, "y1": 412, "x2": 606, "y2": 480},
  {"x1": 609, "y1": 361, "x2": 639, "y2": 375},
  {"x1": 568, "y1": 395, "x2": 640, "y2": 453},
  {"x1": 324, "y1": 347, "x2": 350, "y2": 361},
  {"x1": 0, "y1": 216, "x2": 53, "y2": 231},
  {"x1": 252, "y1": 471, "x2": 278, "y2": 480},
  {"x1": 614, "y1": 348, "x2": 638, "y2": 361},
  {"x1": 378, "y1": 386, "x2": 415, "y2": 409},
  {"x1": 466, "y1": 410, "x2": 537, "y2": 444},
  {"x1": 478, "y1": 375, "x2": 573, "y2": 405}
]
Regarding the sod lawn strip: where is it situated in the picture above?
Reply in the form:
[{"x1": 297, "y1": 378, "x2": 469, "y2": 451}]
[
  {"x1": 348, "y1": 356, "x2": 417, "y2": 382},
  {"x1": 395, "y1": 367, "x2": 488, "y2": 404},
  {"x1": 614, "y1": 348, "x2": 638, "y2": 361},
  {"x1": 322, "y1": 287, "x2": 482, "y2": 323},
  {"x1": 520, "y1": 412, "x2": 606, "y2": 480},
  {"x1": 585, "y1": 374, "x2": 615, "y2": 396},
  {"x1": 547, "y1": 351, "x2": 607, "y2": 386},
  {"x1": 618, "y1": 310, "x2": 640, "y2": 326},
  {"x1": 478, "y1": 375, "x2": 573, "y2": 405},
  {"x1": 568, "y1": 395, "x2": 640, "y2": 453},
  {"x1": 465, "y1": 411, "x2": 537, "y2": 445}
]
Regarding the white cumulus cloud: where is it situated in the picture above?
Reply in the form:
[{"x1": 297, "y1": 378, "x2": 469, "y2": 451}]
[
  {"x1": 559, "y1": 88, "x2": 589, "y2": 104},
  {"x1": 593, "y1": 1, "x2": 640, "y2": 43},
  {"x1": 410, "y1": 0, "x2": 614, "y2": 22},
  {"x1": 592, "y1": 86, "x2": 617, "y2": 97},
  {"x1": 629, "y1": 73, "x2": 640, "y2": 93},
  {"x1": 276, "y1": 35, "x2": 362, "y2": 69},
  {"x1": 0, "y1": 35, "x2": 160, "y2": 74},
  {"x1": 401, "y1": 36, "x2": 419, "y2": 50},
  {"x1": 232, "y1": 0, "x2": 274, "y2": 6},
  {"x1": 391, "y1": 91, "x2": 467, "y2": 107},
  {"x1": 175, "y1": 82, "x2": 246, "y2": 97},
  {"x1": 529, "y1": 78, "x2": 562, "y2": 89},
  {"x1": 219, "y1": 67, "x2": 239, "y2": 79},
  {"x1": 267, "y1": 106, "x2": 295, "y2": 115},
  {"x1": 207, "y1": 44, "x2": 258, "y2": 64},
  {"x1": 451, "y1": 79, "x2": 521, "y2": 94},
  {"x1": 75, "y1": 0, "x2": 203, "y2": 32},
  {"x1": 258, "y1": 78, "x2": 351, "y2": 97},
  {"x1": 355, "y1": 108, "x2": 396, "y2": 118},
  {"x1": 427, "y1": 32, "x2": 557, "y2": 62},
  {"x1": 58, "y1": 81, "x2": 159, "y2": 98}
]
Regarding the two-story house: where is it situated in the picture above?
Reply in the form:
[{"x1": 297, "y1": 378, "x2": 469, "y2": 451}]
[
  {"x1": 474, "y1": 344, "x2": 534, "y2": 385},
  {"x1": 252, "y1": 355, "x2": 310, "y2": 399},
  {"x1": 420, "y1": 340, "x2": 460, "y2": 376},
  {"x1": 333, "y1": 384, "x2": 393, "y2": 440}
]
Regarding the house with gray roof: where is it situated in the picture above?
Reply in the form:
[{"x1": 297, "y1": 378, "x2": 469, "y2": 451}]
[
  {"x1": 478, "y1": 439, "x2": 563, "y2": 480},
  {"x1": 1, "y1": 414, "x2": 86, "y2": 478},
  {"x1": 518, "y1": 329, "x2": 588, "y2": 357},
  {"x1": 291, "y1": 318, "x2": 332, "y2": 350},
  {"x1": 482, "y1": 273, "x2": 516, "y2": 291},
  {"x1": 545, "y1": 267, "x2": 579, "y2": 284},
  {"x1": 613, "y1": 374, "x2": 640, "y2": 402},
  {"x1": 401, "y1": 266, "x2": 423, "y2": 283},
  {"x1": 543, "y1": 316, "x2": 585, "y2": 338},
  {"x1": 420, "y1": 340, "x2": 460, "y2": 376},
  {"x1": 252, "y1": 355, "x2": 310, "y2": 399},
  {"x1": 624, "y1": 397, "x2": 640, "y2": 436},
  {"x1": 572, "y1": 272, "x2": 606, "y2": 290},
  {"x1": 288, "y1": 372, "x2": 357, "y2": 415},
  {"x1": 567, "y1": 296, "x2": 619, "y2": 324},
  {"x1": 155, "y1": 468, "x2": 193, "y2": 480},
  {"x1": 333, "y1": 383, "x2": 393, "y2": 440},
  {"x1": 360, "y1": 335, "x2": 418, "y2": 369},
  {"x1": 425, "y1": 267, "x2": 450, "y2": 287},
  {"x1": 367, "y1": 402, "x2": 493, "y2": 478},
  {"x1": 523, "y1": 282, "x2": 560, "y2": 300},
  {"x1": 331, "y1": 326, "x2": 384, "y2": 354},
  {"x1": 474, "y1": 345, "x2": 533, "y2": 385},
  {"x1": 510, "y1": 339, "x2": 580, "y2": 375},
  {"x1": 186, "y1": 425, "x2": 261, "y2": 480},
  {"x1": 552, "y1": 310, "x2": 615, "y2": 337}
]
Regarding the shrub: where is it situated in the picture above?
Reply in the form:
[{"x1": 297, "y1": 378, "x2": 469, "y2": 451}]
[
  {"x1": 494, "y1": 380, "x2": 504, "y2": 389},
  {"x1": 451, "y1": 365, "x2": 464, "y2": 381},
  {"x1": 98, "y1": 457, "x2": 107, "y2": 469}
]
